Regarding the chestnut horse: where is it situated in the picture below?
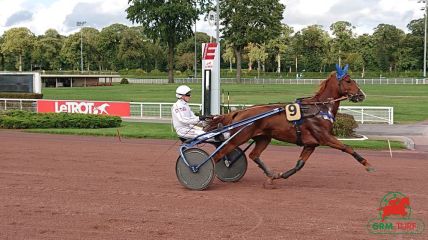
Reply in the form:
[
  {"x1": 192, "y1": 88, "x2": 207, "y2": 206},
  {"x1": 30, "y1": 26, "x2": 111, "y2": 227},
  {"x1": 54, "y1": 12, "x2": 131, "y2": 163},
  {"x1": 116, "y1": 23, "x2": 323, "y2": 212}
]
[{"x1": 205, "y1": 64, "x2": 375, "y2": 186}]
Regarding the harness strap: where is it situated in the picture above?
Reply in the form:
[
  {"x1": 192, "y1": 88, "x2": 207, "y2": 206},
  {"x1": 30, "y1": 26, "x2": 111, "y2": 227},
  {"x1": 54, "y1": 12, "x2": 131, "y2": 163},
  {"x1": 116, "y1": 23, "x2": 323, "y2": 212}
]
[
  {"x1": 290, "y1": 100, "x2": 304, "y2": 146},
  {"x1": 319, "y1": 111, "x2": 335, "y2": 123},
  {"x1": 294, "y1": 123, "x2": 304, "y2": 146}
]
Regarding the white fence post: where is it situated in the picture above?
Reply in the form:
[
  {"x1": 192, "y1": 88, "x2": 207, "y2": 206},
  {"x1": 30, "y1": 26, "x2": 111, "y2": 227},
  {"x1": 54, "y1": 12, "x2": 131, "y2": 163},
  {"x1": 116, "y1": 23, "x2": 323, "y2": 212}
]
[{"x1": 140, "y1": 104, "x2": 143, "y2": 118}]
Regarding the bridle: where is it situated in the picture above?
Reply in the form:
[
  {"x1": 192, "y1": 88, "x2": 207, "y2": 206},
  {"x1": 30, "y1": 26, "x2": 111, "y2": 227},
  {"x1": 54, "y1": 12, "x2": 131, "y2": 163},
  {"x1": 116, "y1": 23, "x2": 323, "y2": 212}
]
[
  {"x1": 337, "y1": 74, "x2": 365, "y2": 102},
  {"x1": 337, "y1": 74, "x2": 349, "y2": 97}
]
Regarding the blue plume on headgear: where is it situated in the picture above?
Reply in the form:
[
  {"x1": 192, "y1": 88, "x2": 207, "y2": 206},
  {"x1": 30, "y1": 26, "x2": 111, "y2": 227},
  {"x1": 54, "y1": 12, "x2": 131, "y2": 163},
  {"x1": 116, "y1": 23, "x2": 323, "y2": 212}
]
[{"x1": 335, "y1": 64, "x2": 349, "y2": 80}]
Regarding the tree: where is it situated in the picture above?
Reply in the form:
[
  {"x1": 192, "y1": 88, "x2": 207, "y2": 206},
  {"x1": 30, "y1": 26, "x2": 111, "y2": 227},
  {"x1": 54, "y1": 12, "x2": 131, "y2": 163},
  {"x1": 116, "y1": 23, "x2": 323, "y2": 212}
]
[
  {"x1": 405, "y1": 18, "x2": 424, "y2": 71},
  {"x1": 118, "y1": 27, "x2": 145, "y2": 69},
  {"x1": 144, "y1": 39, "x2": 166, "y2": 72},
  {"x1": 396, "y1": 35, "x2": 419, "y2": 71},
  {"x1": 0, "y1": 35, "x2": 4, "y2": 70},
  {"x1": 372, "y1": 24, "x2": 405, "y2": 72},
  {"x1": 298, "y1": 25, "x2": 329, "y2": 72},
  {"x1": 176, "y1": 31, "x2": 211, "y2": 75},
  {"x1": 267, "y1": 24, "x2": 293, "y2": 73},
  {"x1": 354, "y1": 34, "x2": 376, "y2": 76},
  {"x1": 81, "y1": 28, "x2": 101, "y2": 71},
  {"x1": 176, "y1": 32, "x2": 211, "y2": 56},
  {"x1": 60, "y1": 33, "x2": 80, "y2": 70},
  {"x1": 98, "y1": 24, "x2": 129, "y2": 70},
  {"x1": 176, "y1": 52, "x2": 194, "y2": 71},
  {"x1": 1, "y1": 27, "x2": 35, "y2": 71},
  {"x1": 220, "y1": 0, "x2": 285, "y2": 83},
  {"x1": 407, "y1": 18, "x2": 424, "y2": 36},
  {"x1": 345, "y1": 52, "x2": 364, "y2": 72},
  {"x1": 245, "y1": 43, "x2": 256, "y2": 71},
  {"x1": 330, "y1": 21, "x2": 355, "y2": 66},
  {"x1": 247, "y1": 43, "x2": 268, "y2": 78},
  {"x1": 222, "y1": 42, "x2": 235, "y2": 72},
  {"x1": 32, "y1": 29, "x2": 63, "y2": 70},
  {"x1": 127, "y1": 0, "x2": 211, "y2": 83},
  {"x1": 289, "y1": 32, "x2": 303, "y2": 73}
]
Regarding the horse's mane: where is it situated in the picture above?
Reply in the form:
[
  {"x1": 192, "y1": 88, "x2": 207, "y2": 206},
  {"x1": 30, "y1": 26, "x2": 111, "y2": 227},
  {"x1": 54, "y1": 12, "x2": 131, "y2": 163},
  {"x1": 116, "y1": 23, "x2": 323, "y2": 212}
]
[{"x1": 313, "y1": 71, "x2": 336, "y2": 99}]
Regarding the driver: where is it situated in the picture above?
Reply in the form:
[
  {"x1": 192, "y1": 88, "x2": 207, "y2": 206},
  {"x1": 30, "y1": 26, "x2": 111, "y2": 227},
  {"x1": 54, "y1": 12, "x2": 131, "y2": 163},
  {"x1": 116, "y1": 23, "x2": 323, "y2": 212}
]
[{"x1": 171, "y1": 85, "x2": 212, "y2": 140}]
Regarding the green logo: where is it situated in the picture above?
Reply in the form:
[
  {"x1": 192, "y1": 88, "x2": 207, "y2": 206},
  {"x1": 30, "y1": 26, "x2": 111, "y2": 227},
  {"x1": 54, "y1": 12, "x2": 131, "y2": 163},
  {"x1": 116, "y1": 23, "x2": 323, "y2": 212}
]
[{"x1": 368, "y1": 192, "x2": 425, "y2": 234}]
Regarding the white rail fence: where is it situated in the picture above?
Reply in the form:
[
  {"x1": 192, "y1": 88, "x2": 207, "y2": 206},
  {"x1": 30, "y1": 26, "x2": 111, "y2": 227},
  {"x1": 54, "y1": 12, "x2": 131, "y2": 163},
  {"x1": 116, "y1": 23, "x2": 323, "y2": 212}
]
[
  {"x1": 129, "y1": 102, "x2": 202, "y2": 120},
  {"x1": 0, "y1": 99, "x2": 394, "y2": 125},
  {"x1": 127, "y1": 102, "x2": 393, "y2": 125},
  {"x1": 338, "y1": 106, "x2": 393, "y2": 125},
  {"x1": 0, "y1": 98, "x2": 38, "y2": 112},
  {"x1": 118, "y1": 77, "x2": 427, "y2": 85}
]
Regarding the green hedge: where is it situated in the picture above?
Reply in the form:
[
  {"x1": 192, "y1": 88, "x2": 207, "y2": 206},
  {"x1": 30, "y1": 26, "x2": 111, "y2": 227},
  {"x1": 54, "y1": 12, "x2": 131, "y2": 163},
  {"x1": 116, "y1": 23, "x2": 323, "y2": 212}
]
[
  {"x1": 120, "y1": 78, "x2": 129, "y2": 84},
  {"x1": 0, "y1": 92, "x2": 43, "y2": 99},
  {"x1": 0, "y1": 110, "x2": 122, "y2": 129},
  {"x1": 333, "y1": 113, "x2": 358, "y2": 137}
]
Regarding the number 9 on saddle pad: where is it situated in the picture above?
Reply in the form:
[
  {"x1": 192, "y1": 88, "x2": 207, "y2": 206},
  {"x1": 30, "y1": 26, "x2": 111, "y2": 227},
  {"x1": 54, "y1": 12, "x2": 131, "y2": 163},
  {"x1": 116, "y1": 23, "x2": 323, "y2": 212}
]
[{"x1": 285, "y1": 103, "x2": 302, "y2": 121}]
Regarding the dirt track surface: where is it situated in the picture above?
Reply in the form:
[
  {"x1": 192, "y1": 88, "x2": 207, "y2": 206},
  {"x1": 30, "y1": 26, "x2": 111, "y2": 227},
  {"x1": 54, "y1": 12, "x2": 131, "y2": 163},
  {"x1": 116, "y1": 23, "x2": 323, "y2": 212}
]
[{"x1": 1, "y1": 130, "x2": 427, "y2": 239}]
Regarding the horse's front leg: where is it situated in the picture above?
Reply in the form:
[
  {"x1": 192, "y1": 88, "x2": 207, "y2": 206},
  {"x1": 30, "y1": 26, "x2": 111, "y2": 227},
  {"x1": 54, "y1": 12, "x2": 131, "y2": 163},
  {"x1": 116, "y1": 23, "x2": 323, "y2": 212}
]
[
  {"x1": 323, "y1": 135, "x2": 376, "y2": 172},
  {"x1": 272, "y1": 145, "x2": 317, "y2": 180}
]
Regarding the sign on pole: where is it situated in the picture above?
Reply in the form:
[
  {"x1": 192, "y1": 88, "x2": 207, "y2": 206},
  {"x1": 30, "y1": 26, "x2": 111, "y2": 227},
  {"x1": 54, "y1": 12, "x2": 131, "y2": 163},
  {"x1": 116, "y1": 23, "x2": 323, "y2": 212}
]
[{"x1": 201, "y1": 42, "x2": 220, "y2": 115}]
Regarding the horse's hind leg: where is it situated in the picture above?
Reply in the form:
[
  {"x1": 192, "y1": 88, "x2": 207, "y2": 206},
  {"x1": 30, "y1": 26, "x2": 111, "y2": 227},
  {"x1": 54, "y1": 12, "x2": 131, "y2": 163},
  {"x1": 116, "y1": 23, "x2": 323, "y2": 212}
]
[
  {"x1": 324, "y1": 135, "x2": 375, "y2": 172},
  {"x1": 248, "y1": 136, "x2": 276, "y2": 178},
  {"x1": 274, "y1": 146, "x2": 316, "y2": 180}
]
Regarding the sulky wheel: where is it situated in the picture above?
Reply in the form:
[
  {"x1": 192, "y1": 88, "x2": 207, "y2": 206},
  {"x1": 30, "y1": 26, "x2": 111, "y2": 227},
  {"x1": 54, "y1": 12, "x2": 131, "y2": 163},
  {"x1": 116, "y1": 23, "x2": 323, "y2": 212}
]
[
  {"x1": 176, "y1": 148, "x2": 215, "y2": 190},
  {"x1": 215, "y1": 147, "x2": 248, "y2": 182}
]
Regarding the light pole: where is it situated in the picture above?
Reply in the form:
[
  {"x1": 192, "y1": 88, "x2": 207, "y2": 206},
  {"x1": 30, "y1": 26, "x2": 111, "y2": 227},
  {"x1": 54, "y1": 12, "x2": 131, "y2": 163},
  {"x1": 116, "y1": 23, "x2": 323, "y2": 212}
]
[
  {"x1": 424, "y1": 2, "x2": 427, "y2": 78},
  {"x1": 194, "y1": 22, "x2": 197, "y2": 78},
  {"x1": 419, "y1": 1, "x2": 428, "y2": 78},
  {"x1": 76, "y1": 21, "x2": 86, "y2": 72},
  {"x1": 214, "y1": 0, "x2": 220, "y2": 114},
  {"x1": 216, "y1": 0, "x2": 220, "y2": 44}
]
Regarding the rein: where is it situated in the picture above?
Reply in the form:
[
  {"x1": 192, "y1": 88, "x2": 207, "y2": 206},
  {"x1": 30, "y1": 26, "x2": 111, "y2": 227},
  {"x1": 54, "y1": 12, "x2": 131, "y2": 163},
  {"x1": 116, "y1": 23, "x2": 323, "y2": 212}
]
[{"x1": 299, "y1": 96, "x2": 348, "y2": 106}]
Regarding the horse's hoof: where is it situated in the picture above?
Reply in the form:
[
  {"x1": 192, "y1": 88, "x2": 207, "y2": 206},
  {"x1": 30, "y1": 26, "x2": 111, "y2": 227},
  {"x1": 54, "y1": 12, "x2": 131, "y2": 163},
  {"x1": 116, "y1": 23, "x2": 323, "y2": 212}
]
[
  {"x1": 268, "y1": 172, "x2": 281, "y2": 179},
  {"x1": 263, "y1": 178, "x2": 277, "y2": 189},
  {"x1": 366, "y1": 167, "x2": 376, "y2": 173}
]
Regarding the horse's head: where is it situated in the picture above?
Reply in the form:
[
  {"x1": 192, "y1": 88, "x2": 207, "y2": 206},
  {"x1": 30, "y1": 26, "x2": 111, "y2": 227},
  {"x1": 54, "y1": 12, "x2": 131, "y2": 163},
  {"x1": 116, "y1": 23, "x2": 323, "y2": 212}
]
[
  {"x1": 335, "y1": 64, "x2": 365, "y2": 102},
  {"x1": 401, "y1": 197, "x2": 410, "y2": 207}
]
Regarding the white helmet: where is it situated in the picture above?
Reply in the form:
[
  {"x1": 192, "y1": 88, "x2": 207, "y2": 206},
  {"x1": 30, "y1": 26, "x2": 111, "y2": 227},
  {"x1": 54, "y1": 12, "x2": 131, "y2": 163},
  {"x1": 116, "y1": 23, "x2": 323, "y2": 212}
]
[{"x1": 176, "y1": 85, "x2": 192, "y2": 98}]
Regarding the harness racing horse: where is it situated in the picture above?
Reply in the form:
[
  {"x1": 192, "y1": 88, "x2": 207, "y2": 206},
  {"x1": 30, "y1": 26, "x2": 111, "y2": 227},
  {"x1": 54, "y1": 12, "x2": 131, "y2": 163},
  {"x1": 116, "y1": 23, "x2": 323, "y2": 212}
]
[{"x1": 205, "y1": 64, "x2": 376, "y2": 187}]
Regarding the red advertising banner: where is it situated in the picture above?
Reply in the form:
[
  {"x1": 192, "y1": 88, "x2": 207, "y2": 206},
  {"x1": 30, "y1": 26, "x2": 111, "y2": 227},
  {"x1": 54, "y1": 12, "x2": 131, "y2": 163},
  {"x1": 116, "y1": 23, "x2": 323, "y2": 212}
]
[{"x1": 37, "y1": 100, "x2": 130, "y2": 117}]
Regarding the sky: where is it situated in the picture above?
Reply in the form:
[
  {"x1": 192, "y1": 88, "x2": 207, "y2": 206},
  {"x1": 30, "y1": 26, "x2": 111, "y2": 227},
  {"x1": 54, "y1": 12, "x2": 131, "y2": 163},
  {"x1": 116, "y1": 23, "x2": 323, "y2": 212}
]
[{"x1": 0, "y1": 0, "x2": 425, "y2": 37}]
